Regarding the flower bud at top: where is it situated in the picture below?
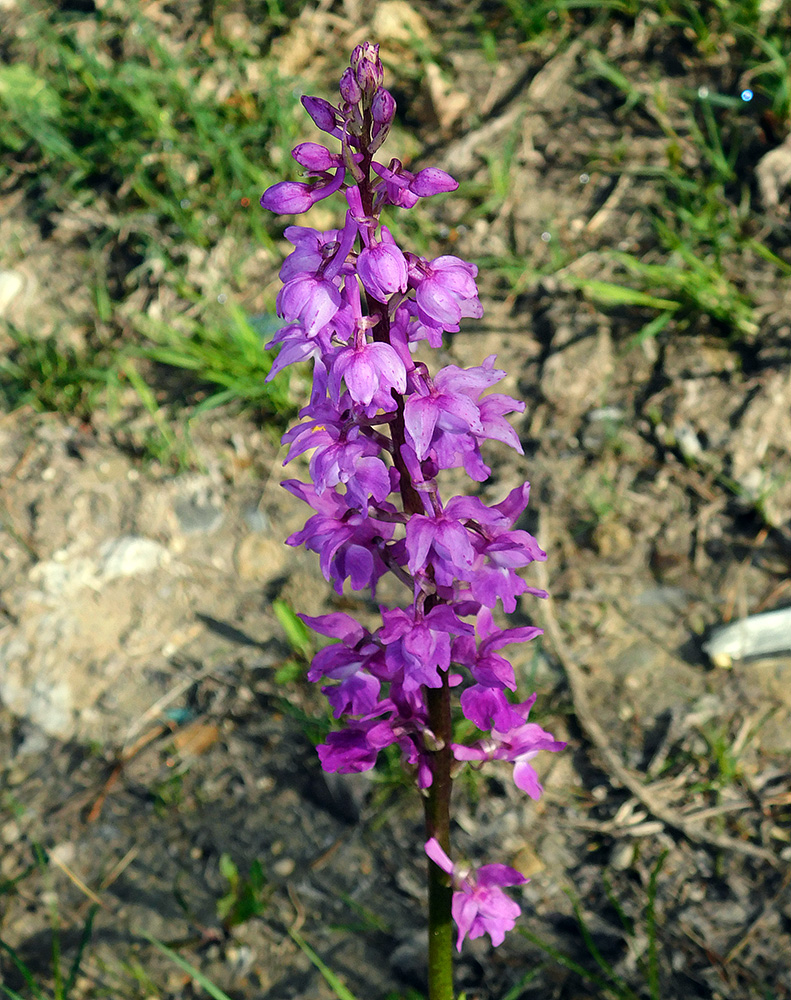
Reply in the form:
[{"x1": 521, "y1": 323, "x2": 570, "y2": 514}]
[
  {"x1": 351, "y1": 41, "x2": 383, "y2": 96},
  {"x1": 339, "y1": 67, "x2": 363, "y2": 106}
]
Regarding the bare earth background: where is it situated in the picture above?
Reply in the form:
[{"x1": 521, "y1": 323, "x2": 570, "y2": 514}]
[{"x1": 1, "y1": 1, "x2": 790, "y2": 998}]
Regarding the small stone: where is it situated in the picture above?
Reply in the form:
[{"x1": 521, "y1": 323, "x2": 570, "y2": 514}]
[
  {"x1": 714, "y1": 901, "x2": 749, "y2": 927},
  {"x1": 172, "y1": 494, "x2": 224, "y2": 534},
  {"x1": 98, "y1": 536, "x2": 169, "y2": 581},
  {"x1": 273, "y1": 857, "x2": 295, "y2": 877},
  {"x1": 235, "y1": 534, "x2": 289, "y2": 583},
  {"x1": 50, "y1": 842, "x2": 76, "y2": 865},
  {"x1": 593, "y1": 519, "x2": 633, "y2": 558},
  {"x1": 610, "y1": 842, "x2": 634, "y2": 871},
  {"x1": 511, "y1": 843, "x2": 544, "y2": 877},
  {"x1": 242, "y1": 504, "x2": 270, "y2": 532},
  {"x1": 1, "y1": 820, "x2": 20, "y2": 845}
]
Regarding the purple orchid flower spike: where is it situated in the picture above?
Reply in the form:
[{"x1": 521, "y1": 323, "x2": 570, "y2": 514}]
[{"x1": 261, "y1": 42, "x2": 564, "y2": 993}]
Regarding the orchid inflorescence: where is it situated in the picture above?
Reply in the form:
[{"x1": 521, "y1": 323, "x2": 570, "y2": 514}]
[{"x1": 261, "y1": 42, "x2": 564, "y2": 962}]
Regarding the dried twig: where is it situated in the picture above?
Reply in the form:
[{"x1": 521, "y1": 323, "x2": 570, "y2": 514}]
[
  {"x1": 725, "y1": 868, "x2": 791, "y2": 963},
  {"x1": 534, "y1": 527, "x2": 779, "y2": 867}
]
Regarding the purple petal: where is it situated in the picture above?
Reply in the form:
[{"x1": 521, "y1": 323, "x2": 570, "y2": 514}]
[
  {"x1": 405, "y1": 517, "x2": 435, "y2": 575},
  {"x1": 404, "y1": 395, "x2": 440, "y2": 459},
  {"x1": 410, "y1": 167, "x2": 458, "y2": 197},
  {"x1": 513, "y1": 760, "x2": 543, "y2": 799},
  {"x1": 300, "y1": 612, "x2": 365, "y2": 643},
  {"x1": 424, "y1": 837, "x2": 454, "y2": 875},
  {"x1": 476, "y1": 864, "x2": 528, "y2": 889}
]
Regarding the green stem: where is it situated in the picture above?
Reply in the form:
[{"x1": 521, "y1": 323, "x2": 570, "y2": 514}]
[{"x1": 424, "y1": 674, "x2": 454, "y2": 1000}]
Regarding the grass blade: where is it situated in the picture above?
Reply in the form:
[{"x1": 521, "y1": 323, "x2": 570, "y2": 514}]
[
  {"x1": 288, "y1": 927, "x2": 359, "y2": 1000},
  {"x1": 517, "y1": 927, "x2": 614, "y2": 993},
  {"x1": 569, "y1": 896, "x2": 640, "y2": 1000},
  {"x1": 646, "y1": 851, "x2": 667, "y2": 1000},
  {"x1": 568, "y1": 278, "x2": 680, "y2": 311},
  {"x1": 141, "y1": 933, "x2": 234, "y2": 1000},
  {"x1": 0, "y1": 985, "x2": 28, "y2": 1000},
  {"x1": 0, "y1": 937, "x2": 46, "y2": 999},
  {"x1": 63, "y1": 905, "x2": 98, "y2": 998},
  {"x1": 500, "y1": 964, "x2": 544, "y2": 999}
]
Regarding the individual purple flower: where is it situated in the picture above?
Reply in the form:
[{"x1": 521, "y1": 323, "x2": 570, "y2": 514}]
[
  {"x1": 477, "y1": 393, "x2": 526, "y2": 452},
  {"x1": 372, "y1": 158, "x2": 458, "y2": 209},
  {"x1": 283, "y1": 480, "x2": 396, "y2": 594},
  {"x1": 405, "y1": 509, "x2": 477, "y2": 587},
  {"x1": 357, "y1": 228, "x2": 408, "y2": 302},
  {"x1": 279, "y1": 225, "x2": 341, "y2": 282},
  {"x1": 263, "y1": 320, "x2": 329, "y2": 380},
  {"x1": 451, "y1": 608, "x2": 542, "y2": 691},
  {"x1": 410, "y1": 255, "x2": 483, "y2": 331},
  {"x1": 403, "y1": 372, "x2": 484, "y2": 462},
  {"x1": 283, "y1": 401, "x2": 392, "y2": 506},
  {"x1": 443, "y1": 488, "x2": 546, "y2": 611},
  {"x1": 318, "y1": 714, "x2": 398, "y2": 774},
  {"x1": 299, "y1": 612, "x2": 383, "y2": 717},
  {"x1": 329, "y1": 340, "x2": 407, "y2": 413},
  {"x1": 317, "y1": 690, "x2": 435, "y2": 788},
  {"x1": 379, "y1": 604, "x2": 473, "y2": 693},
  {"x1": 403, "y1": 357, "x2": 524, "y2": 480},
  {"x1": 459, "y1": 685, "x2": 524, "y2": 732},
  {"x1": 425, "y1": 838, "x2": 527, "y2": 950},
  {"x1": 452, "y1": 694, "x2": 566, "y2": 799},
  {"x1": 396, "y1": 299, "x2": 445, "y2": 349},
  {"x1": 276, "y1": 274, "x2": 342, "y2": 337}
]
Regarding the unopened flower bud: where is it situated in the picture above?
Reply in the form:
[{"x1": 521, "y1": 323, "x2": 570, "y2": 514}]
[
  {"x1": 372, "y1": 88, "x2": 396, "y2": 125},
  {"x1": 292, "y1": 142, "x2": 337, "y2": 172},
  {"x1": 351, "y1": 41, "x2": 383, "y2": 96},
  {"x1": 410, "y1": 167, "x2": 458, "y2": 197},
  {"x1": 339, "y1": 67, "x2": 363, "y2": 106},
  {"x1": 301, "y1": 95, "x2": 340, "y2": 133}
]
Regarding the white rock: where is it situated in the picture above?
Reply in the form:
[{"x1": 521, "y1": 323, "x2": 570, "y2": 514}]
[
  {"x1": 97, "y1": 536, "x2": 169, "y2": 581},
  {"x1": 0, "y1": 270, "x2": 24, "y2": 316},
  {"x1": 756, "y1": 132, "x2": 791, "y2": 210},
  {"x1": 704, "y1": 607, "x2": 791, "y2": 667}
]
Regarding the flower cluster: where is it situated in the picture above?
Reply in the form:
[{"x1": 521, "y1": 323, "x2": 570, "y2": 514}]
[{"x1": 262, "y1": 42, "x2": 564, "y2": 952}]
